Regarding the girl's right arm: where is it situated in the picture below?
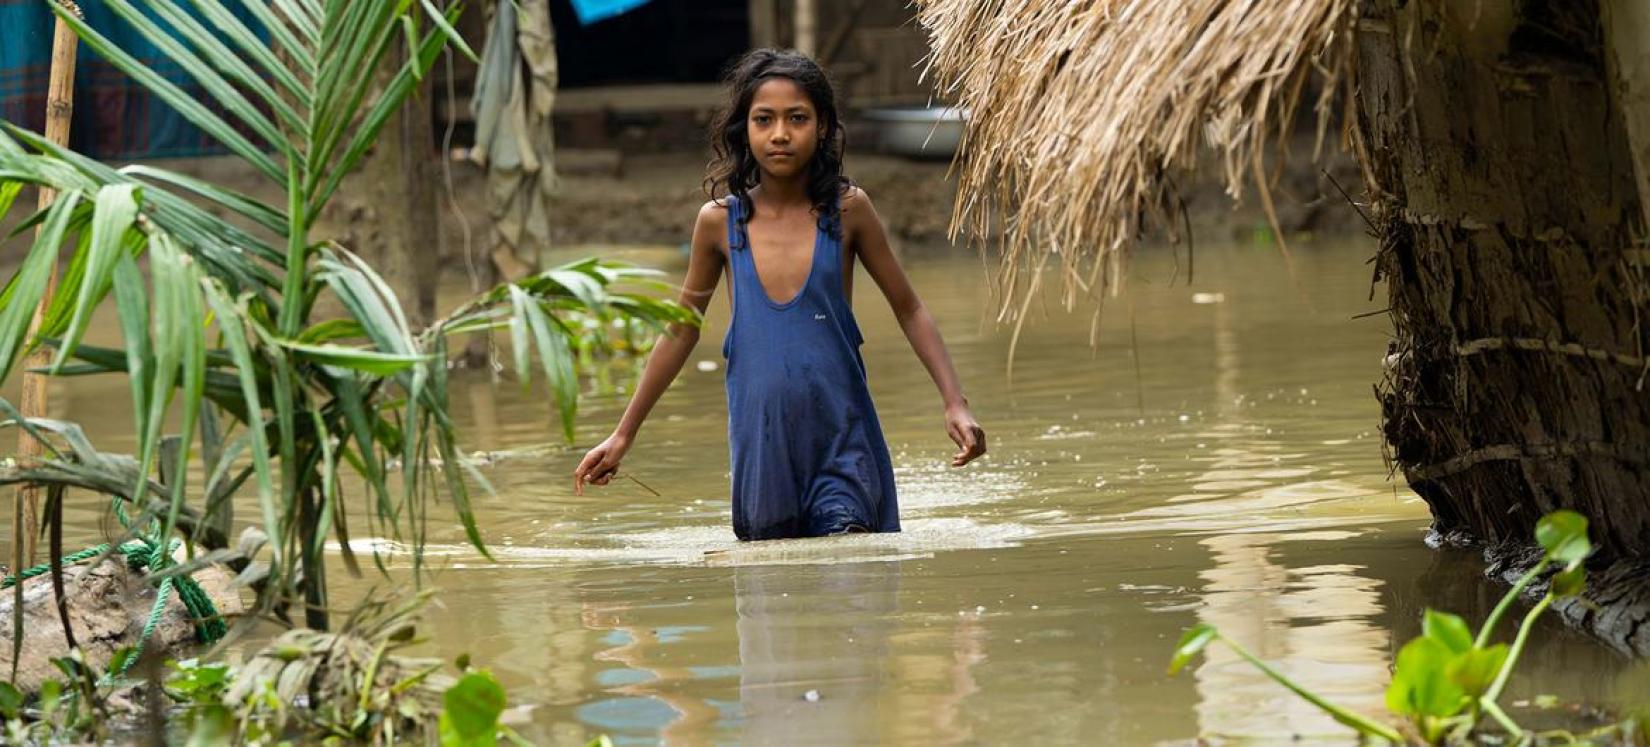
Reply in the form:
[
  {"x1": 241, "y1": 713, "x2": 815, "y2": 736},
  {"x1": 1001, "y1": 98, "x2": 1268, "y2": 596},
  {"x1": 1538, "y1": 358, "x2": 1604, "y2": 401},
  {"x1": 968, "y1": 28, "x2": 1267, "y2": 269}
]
[{"x1": 574, "y1": 201, "x2": 728, "y2": 494}]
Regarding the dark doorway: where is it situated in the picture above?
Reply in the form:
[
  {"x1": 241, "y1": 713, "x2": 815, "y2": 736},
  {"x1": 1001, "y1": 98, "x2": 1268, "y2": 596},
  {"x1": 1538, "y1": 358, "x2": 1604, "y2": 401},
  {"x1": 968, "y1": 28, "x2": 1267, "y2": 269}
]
[{"x1": 553, "y1": 0, "x2": 749, "y2": 88}]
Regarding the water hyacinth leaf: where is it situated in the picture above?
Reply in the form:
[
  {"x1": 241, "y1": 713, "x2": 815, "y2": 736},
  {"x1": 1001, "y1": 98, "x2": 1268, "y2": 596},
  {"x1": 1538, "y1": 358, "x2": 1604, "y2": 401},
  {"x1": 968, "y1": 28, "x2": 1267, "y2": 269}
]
[
  {"x1": 1446, "y1": 643, "x2": 1507, "y2": 697},
  {"x1": 1422, "y1": 608, "x2": 1473, "y2": 655},
  {"x1": 1387, "y1": 637, "x2": 1466, "y2": 718},
  {"x1": 107, "y1": 647, "x2": 139, "y2": 679},
  {"x1": 1550, "y1": 566, "x2": 1586, "y2": 598},
  {"x1": 1535, "y1": 510, "x2": 1591, "y2": 565},
  {"x1": 0, "y1": 680, "x2": 20, "y2": 719},
  {"x1": 1168, "y1": 623, "x2": 1217, "y2": 675},
  {"x1": 443, "y1": 671, "x2": 507, "y2": 740},
  {"x1": 185, "y1": 704, "x2": 235, "y2": 747}
]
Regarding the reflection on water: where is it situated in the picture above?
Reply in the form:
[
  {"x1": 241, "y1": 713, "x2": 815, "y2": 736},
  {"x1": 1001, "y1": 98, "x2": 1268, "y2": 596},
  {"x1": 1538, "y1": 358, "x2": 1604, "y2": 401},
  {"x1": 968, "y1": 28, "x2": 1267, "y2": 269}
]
[
  {"x1": 20, "y1": 240, "x2": 1650, "y2": 745},
  {"x1": 1188, "y1": 297, "x2": 1393, "y2": 741},
  {"x1": 1195, "y1": 532, "x2": 1392, "y2": 741},
  {"x1": 735, "y1": 562, "x2": 901, "y2": 744}
]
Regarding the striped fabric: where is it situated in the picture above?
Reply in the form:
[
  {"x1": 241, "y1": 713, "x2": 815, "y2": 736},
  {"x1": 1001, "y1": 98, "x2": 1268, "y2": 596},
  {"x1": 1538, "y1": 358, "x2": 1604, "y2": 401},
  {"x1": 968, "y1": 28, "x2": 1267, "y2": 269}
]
[{"x1": 0, "y1": 0, "x2": 263, "y2": 159}]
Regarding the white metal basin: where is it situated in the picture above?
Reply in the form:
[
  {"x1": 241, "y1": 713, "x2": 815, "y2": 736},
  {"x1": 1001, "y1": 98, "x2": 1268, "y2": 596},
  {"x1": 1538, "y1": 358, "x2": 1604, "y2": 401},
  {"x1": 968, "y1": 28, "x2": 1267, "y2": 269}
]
[{"x1": 861, "y1": 106, "x2": 965, "y2": 159}]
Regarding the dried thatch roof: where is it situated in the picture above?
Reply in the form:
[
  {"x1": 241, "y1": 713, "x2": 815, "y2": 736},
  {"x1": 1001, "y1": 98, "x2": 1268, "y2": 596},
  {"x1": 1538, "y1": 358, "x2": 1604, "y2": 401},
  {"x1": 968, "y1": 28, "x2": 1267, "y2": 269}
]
[{"x1": 914, "y1": 0, "x2": 1357, "y2": 320}]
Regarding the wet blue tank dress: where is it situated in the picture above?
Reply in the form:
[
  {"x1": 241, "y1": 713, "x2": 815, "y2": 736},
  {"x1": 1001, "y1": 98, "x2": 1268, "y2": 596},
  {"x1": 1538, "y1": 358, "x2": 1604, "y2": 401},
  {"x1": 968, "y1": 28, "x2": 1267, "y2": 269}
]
[{"x1": 721, "y1": 194, "x2": 900, "y2": 541}]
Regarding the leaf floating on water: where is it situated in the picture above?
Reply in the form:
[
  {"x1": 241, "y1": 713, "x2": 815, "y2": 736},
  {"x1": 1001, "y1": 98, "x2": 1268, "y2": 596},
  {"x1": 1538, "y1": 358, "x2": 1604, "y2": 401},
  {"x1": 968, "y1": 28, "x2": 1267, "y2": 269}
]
[{"x1": 1168, "y1": 624, "x2": 1217, "y2": 675}]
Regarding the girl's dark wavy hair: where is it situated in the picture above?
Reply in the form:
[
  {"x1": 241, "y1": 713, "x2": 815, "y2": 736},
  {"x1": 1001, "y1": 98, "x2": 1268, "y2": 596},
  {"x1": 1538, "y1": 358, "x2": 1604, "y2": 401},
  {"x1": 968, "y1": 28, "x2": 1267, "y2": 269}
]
[{"x1": 704, "y1": 48, "x2": 851, "y2": 249}]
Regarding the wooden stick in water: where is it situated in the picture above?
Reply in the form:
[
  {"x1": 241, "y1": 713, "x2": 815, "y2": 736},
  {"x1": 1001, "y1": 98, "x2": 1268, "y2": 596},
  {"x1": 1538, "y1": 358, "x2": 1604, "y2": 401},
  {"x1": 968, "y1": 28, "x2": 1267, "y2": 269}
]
[{"x1": 623, "y1": 473, "x2": 662, "y2": 497}]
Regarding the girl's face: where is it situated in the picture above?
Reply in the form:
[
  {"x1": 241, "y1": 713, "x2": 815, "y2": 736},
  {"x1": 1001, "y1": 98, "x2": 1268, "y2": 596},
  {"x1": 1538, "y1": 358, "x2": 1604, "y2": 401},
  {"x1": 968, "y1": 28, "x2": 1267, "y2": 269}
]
[{"x1": 746, "y1": 78, "x2": 820, "y2": 180}]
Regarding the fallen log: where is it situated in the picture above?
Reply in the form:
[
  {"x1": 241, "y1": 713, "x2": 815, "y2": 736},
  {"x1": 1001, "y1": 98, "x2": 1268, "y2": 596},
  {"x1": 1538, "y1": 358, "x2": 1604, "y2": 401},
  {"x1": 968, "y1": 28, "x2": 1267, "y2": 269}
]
[{"x1": 0, "y1": 557, "x2": 242, "y2": 693}]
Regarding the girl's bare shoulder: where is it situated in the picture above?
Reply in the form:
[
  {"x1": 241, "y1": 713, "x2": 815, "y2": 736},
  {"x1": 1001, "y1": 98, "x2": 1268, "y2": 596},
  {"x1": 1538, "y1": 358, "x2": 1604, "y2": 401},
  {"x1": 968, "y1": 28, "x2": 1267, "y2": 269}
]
[
  {"x1": 695, "y1": 199, "x2": 732, "y2": 251},
  {"x1": 698, "y1": 198, "x2": 733, "y2": 218},
  {"x1": 839, "y1": 185, "x2": 880, "y2": 237},
  {"x1": 840, "y1": 184, "x2": 872, "y2": 211}
]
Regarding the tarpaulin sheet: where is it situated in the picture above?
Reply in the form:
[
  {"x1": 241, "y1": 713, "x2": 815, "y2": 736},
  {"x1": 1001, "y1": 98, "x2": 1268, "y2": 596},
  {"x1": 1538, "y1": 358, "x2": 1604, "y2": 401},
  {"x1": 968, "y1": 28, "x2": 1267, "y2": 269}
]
[
  {"x1": 0, "y1": 1, "x2": 263, "y2": 159},
  {"x1": 567, "y1": 0, "x2": 652, "y2": 25}
]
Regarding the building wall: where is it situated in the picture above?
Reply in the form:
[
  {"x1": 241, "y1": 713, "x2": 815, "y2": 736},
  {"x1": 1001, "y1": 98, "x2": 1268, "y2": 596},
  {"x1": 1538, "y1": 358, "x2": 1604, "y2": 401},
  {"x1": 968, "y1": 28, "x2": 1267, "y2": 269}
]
[
  {"x1": 755, "y1": 0, "x2": 938, "y2": 107},
  {"x1": 443, "y1": 1, "x2": 942, "y2": 152}
]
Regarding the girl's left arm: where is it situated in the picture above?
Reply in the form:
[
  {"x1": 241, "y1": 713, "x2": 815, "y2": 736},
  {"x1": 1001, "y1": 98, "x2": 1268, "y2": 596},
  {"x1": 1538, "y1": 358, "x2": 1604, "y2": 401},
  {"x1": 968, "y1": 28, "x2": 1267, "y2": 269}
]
[{"x1": 847, "y1": 187, "x2": 986, "y2": 467}]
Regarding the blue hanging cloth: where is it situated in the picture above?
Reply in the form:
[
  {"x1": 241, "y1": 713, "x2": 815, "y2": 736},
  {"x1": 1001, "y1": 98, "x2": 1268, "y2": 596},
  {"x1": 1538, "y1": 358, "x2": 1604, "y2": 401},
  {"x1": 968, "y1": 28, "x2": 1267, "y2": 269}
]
[{"x1": 567, "y1": 0, "x2": 653, "y2": 25}]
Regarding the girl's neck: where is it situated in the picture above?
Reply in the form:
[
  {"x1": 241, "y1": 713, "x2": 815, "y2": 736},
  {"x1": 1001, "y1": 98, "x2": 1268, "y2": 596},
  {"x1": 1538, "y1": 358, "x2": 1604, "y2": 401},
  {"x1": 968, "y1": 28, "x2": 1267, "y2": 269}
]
[{"x1": 752, "y1": 170, "x2": 810, "y2": 212}]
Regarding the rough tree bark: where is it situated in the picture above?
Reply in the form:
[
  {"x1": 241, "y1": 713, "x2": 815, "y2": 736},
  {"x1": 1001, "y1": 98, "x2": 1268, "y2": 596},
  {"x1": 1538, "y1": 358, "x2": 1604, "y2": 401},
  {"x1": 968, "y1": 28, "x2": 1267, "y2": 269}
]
[{"x1": 1356, "y1": 0, "x2": 1650, "y2": 654}]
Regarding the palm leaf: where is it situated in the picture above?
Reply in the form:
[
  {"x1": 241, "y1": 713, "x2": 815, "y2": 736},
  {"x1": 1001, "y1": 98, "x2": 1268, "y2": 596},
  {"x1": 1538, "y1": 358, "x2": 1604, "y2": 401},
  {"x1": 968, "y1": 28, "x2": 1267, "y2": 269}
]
[
  {"x1": 0, "y1": 1, "x2": 697, "y2": 633},
  {"x1": 201, "y1": 281, "x2": 280, "y2": 569},
  {"x1": 0, "y1": 192, "x2": 81, "y2": 385},
  {"x1": 50, "y1": 184, "x2": 141, "y2": 372}
]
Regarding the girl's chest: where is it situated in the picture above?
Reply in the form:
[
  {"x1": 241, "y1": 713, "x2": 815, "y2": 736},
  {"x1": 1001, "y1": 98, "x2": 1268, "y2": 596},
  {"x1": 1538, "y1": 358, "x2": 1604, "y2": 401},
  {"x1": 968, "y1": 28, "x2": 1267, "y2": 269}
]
[{"x1": 737, "y1": 215, "x2": 856, "y2": 304}]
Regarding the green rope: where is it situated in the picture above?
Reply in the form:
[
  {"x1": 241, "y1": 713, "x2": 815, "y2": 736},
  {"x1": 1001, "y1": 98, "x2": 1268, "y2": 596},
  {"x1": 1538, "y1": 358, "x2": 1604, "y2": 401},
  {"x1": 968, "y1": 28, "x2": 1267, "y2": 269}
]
[
  {"x1": 0, "y1": 545, "x2": 111, "y2": 586},
  {"x1": 2, "y1": 497, "x2": 226, "y2": 678}
]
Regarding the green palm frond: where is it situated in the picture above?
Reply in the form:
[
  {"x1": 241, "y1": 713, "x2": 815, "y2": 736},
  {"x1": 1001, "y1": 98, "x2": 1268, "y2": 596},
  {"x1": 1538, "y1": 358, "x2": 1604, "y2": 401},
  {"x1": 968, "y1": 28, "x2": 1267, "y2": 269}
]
[{"x1": 0, "y1": 0, "x2": 698, "y2": 629}]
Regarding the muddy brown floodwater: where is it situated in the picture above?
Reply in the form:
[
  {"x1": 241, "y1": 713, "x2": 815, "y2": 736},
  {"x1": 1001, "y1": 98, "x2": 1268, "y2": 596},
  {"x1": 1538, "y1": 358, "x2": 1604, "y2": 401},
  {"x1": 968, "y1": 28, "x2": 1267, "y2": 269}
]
[{"x1": 22, "y1": 237, "x2": 1650, "y2": 745}]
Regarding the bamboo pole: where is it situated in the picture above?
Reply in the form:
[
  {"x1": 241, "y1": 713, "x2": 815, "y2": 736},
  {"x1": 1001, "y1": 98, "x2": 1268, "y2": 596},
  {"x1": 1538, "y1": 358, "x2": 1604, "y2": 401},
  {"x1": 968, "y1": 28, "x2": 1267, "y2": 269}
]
[{"x1": 13, "y1": 3, "x2": 81, "y2": 568}]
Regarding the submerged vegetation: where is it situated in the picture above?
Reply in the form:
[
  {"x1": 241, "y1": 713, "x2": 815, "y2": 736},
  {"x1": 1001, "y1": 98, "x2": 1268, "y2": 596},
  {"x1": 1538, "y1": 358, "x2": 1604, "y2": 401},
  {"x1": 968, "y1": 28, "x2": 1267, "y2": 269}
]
[
  {"x1": 1, "y1": 592, "x2": 611, "y2": 745},
  {"x1": 1170, "y1": 511, "x2": 1648, "y2": 745},
  {"x1": 0, "y1": 0, "x2": 690, "y2": 741}
]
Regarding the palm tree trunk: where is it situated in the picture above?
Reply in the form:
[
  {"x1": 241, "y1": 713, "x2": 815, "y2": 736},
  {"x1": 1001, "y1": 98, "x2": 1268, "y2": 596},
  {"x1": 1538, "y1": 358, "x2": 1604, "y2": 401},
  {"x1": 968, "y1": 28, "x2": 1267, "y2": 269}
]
[
  {"x1": 1356, "y1": 0, "x2": 1650, "y2": 652},
  {"x1": 343, "y1": 42, "x2": 442, "y2": 328}
]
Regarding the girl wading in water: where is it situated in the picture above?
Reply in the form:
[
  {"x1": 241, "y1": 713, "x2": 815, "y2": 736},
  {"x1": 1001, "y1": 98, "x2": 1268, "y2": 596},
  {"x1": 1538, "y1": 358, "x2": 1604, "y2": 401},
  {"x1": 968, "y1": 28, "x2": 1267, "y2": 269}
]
[{"x1": 573, "y1": 49, "x2": 986, "y2": 540}]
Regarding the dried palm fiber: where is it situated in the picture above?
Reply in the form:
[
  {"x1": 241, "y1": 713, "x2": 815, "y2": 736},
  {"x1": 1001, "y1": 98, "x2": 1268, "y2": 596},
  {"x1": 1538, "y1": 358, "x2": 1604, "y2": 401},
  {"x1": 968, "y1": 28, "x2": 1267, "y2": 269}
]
[
  {"x1": 471, "y1": 0, "x2": 559, "y2": 281},
  {"x1": 913, "y1": 0, "x2": 1357, "y2": 323}
]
